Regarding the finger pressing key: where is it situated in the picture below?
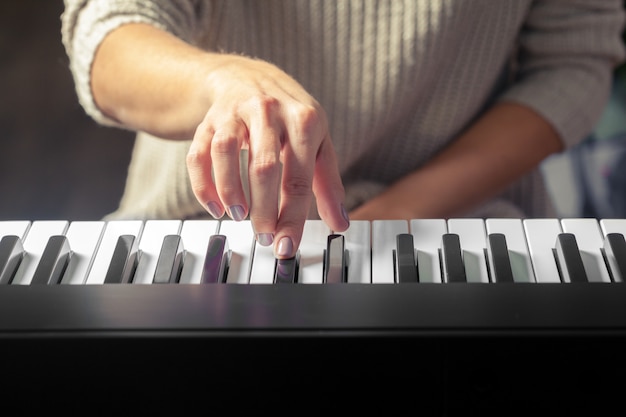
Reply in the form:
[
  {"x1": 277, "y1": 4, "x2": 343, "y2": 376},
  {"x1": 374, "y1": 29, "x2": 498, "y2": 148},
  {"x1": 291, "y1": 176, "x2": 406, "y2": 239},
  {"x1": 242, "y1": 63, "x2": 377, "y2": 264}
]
[
  {"x1": 187, "y1": 120, "x2": 223, "y2": 219},
  {"x1": 210, "y1": 121, "x2": 249, "y2": 221},
  {"x1": 247, "y1": 108, "x2": 281, "y2": 245}
]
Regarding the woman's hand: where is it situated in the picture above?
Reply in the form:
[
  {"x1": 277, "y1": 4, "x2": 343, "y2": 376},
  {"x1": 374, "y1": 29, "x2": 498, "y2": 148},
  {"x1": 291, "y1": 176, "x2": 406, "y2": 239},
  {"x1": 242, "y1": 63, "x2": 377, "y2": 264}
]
[
  {"x1": 91, "y1": 23, "x2": 349, "y2": 259},
  {"x1": 186, "y1": 55, "x2": 349, "y2": 258}
]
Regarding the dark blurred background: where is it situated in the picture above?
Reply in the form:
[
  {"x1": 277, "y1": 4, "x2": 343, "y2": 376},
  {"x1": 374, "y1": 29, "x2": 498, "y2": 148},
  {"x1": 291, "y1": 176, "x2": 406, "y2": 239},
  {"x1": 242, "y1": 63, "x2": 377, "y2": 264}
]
[
  {"x1": 0, "y1": 0, "x2": 134, "y2": 221},
  {"x1": 0, "y1": 1, "x2": 624, "y2": 222}
]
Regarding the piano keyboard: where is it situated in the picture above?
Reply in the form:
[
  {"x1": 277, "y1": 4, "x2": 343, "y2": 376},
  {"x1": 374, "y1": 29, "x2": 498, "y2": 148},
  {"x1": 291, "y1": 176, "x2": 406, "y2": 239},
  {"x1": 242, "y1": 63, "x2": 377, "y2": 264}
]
[
  {"x1": 3, "y1": 217, "x2": 626, "y2": 286},
  {"x1": 0, "y1": 217, "x2": 626, "y2": 337},
  {"x1": 2, "y1": 218, "x2": 626, "y2": 413}
]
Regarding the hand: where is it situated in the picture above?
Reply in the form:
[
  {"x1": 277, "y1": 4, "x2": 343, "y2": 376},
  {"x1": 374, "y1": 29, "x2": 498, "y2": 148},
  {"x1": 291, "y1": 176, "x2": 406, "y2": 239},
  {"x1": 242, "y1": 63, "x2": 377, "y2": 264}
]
[{"x1": 186, "y1": 55, "x2": 350, "y2": 258}]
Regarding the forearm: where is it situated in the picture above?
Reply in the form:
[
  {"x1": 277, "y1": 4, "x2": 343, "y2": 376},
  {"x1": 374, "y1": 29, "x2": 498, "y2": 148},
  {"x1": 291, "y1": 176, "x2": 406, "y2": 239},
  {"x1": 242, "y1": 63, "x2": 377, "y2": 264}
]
[
  {"x1": 91, "y1": 23, "x2": 217, "y2": 140},
  {"x1": 350, "y1": 102, "x2": 564, "y2": 220}
]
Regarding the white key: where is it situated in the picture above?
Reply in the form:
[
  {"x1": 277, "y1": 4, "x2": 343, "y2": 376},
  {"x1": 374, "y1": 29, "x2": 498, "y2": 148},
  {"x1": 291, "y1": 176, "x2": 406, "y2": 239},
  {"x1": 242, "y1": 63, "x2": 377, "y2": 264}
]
[
  {"x1": 218, "y1": 220, "x2": 254, "y2": 284},
  {"x1": 410, "y1": 219, "x2": 447, "y2": 283},
  {"x1": 0, "y1": 221, "x2": 31, "y2": 239},
  {"x1": 600, "y1": 219, "x2": 626, "y2": 236},
  {"x1": 178, "y1": 220, "x2": 220, "y2": 284},
  {"x1": 372, "y1": 220, "x2": 409, "y2": 283},
  {"x1": 561, "y1": 218, "x2": 611, "y2": 283},
  {"x1": 12, "y1": 220, "x2": 69, "y2": 285},
  {"x1": 249, "y1": 240, "x2": 276, "y2": 284},
  {"x1": 343, "y1": 220, "x2": 371, "y2": 283},
  {"x1": 485, "y1": 218, "x2": 535, "y2": 283},
  {"x1": 299, "y1": 220, "x2": 330, "y2": 284},
  {"x1": 61, "y1": 221, "x2": 106, "y2": 284},
  {"x1": 133, "y1": 220, "x2": 182, "y2": 284},
  {"x1": 86, "y1": 220, "x2": 145, "y2": 284},
  {"x1": 523, "y1": 219, "x2": 562, "y2": 283},
  {"x1": 447, "y1": 219, "x2": 489, "y2": 283}
]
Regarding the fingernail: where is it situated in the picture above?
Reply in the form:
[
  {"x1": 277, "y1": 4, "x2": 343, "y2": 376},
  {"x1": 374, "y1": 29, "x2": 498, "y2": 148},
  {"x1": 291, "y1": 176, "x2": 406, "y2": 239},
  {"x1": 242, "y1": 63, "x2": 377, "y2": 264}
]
[
  {"x1": 341, "y1": 204, "x2": 350, "y2": 227},
  {"x1": 206, "y1": 201, "x2": 223, "y2": 218},
  {"x1": 256, "y1": 233, "x2": 274, "y2": 246},
  {"x1": 228, "y1": 205, "x2": 246, "y2": 221},
  {"x1": 276, "y1": 237, "x2": 293, "y2": 258}
]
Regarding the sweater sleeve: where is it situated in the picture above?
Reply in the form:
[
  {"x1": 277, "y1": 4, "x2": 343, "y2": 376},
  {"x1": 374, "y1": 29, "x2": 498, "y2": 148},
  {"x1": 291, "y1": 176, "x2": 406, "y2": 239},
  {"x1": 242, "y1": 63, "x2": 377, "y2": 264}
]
[
  {"x1": 498, "y1": 0, "x2": 626, "y2": 149},
  {"x1": 61, "y1": 0, "x2": 203, "y2": 127}
]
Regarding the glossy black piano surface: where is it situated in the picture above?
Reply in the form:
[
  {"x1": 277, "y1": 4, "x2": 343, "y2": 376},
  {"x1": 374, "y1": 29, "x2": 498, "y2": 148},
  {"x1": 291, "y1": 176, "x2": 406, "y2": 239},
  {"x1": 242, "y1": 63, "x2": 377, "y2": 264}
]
[
  {"x1": 0, "y1": 283, "x2": 625, "y2": 337},
  {"x1": 2, "y1": 282, "x2": 624, "y2": 416}
]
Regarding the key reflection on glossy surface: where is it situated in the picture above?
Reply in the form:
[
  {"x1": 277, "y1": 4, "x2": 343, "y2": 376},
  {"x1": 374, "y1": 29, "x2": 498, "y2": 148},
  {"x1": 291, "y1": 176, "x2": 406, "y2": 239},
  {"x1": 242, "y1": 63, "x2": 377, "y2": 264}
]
[
  {"x1": 201, "y1": 234, "x2": 230, "y2": 284},
  {"x1": 604, "y1": 233, "x2": 626, "y2": 282},
  {"x1": 104, "y1": 235, "x2": 138, "y2": 284},
  {"x1": 555, "y1": 233, "x2": 588, "y2": 283},
  {"x1": 0, "y1": 235, "x2": 24, "y2": 284},
  {"x1": 324, "y1": 234, "x2": 346, "y2": 284},
  {"x1": 395, "y1": 233, "x2": 418, "y2": 283},
  {"x1": 153, "y1": 234, "x2": 185, "y2": 284},
  {"x1": 441, "y1": 233, "x2": 466, "y2": 283},
  {"x1": 487, "y1": 233, "x2": 514, "y2": 283},
  {"x1": 31, "y1": 235, "x2": 71, "y2": 285}
]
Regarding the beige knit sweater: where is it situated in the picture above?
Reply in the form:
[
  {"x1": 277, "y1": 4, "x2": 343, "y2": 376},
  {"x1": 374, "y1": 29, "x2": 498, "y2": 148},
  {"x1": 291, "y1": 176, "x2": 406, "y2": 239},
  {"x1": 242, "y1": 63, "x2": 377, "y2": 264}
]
[{"x1": 61, "y1": 0, "x2": 626, "y2": 220}]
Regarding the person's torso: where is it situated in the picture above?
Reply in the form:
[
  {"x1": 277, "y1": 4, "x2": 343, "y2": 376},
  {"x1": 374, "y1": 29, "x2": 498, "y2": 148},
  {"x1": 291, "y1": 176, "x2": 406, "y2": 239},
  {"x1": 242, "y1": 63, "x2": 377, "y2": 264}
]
[{"x1": 195, "y1": 0, "x2": 530, "y2": 183}]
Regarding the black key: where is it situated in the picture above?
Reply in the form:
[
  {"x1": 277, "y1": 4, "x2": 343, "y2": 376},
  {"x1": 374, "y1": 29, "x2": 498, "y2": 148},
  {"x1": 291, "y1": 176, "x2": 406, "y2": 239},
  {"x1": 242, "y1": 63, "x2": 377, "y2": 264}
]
[
  {"x1": 395, "y1": 233, "x2": 418, "y2": 283},
  {"x1": 555, "y1": 233, "x2": 588, "y2": 283},
  {"x1": 0, "y1": 235, "x2": 24, "y2": 285},
  {"x1": 274, "y1": 252, "x2": 300, "y2": 284},
  {"x1": 31, "y1": 235, "x2": 71, "y2": 285},
  {"x1": 201, "y1": 234, "x2": 230, "y2": 283},
  {"x1": 441, "y1": 233, "x2": 466, "y2": 283},
  {"x1": 604, "y1": 233, "x2": 626, "y2": 283},
  {"x1": 153, "y1": 234, "x2": 185, "y2": 284},
  {"x1": 104, "y1": 235, "x2": 139, "y2": 284},
  {"x1": 324, "y1": 234, "x2": 346, "y2": 283},
  {"x1": 487, "y1": 233, "x2": 514, "y2": 283}
]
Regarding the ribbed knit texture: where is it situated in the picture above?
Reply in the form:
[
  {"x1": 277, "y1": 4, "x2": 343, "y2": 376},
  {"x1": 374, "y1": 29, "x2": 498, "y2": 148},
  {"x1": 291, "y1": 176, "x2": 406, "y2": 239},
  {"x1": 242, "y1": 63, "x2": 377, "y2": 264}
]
[{"x1": 61, "y1": 0, "x2": 625, "y2": 220}]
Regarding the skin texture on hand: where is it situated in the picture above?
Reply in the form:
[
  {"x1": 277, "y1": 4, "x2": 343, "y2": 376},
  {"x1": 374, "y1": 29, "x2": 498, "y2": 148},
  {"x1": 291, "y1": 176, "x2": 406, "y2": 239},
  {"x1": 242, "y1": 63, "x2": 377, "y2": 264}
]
[
  {"x1": 186, "y1": 55, "x2": 350, "y2": 257},
  {"x1": 91, "y1": 23, "x2": 349, "y2": 258}
]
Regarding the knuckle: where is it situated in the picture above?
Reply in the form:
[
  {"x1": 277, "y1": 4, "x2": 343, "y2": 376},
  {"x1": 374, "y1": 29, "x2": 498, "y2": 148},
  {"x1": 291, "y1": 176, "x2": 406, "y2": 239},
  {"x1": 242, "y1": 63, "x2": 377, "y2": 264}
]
[
  {"x1": 185, "y1": 149, "x2": 200, "y2": 166},
  {"x1": 290, "y1": 104, "x2": 326, "y2": 137},
  {"x1": 194, "y1": 118, "x2": 213, "y2": 136},
  {"x1": 249, "y1": 154, "x2": 280, "y2": 180},
  {"x1": 249, "y1": 95, "x2": 280, "y2": 115},
  {"x1": 188, "y1": 124, "x2": 213, "y2": 162},
  {"x1": 283, "y1": 175, "x2": 312, "y2": 197},
  {"x1": 186, "y1": 146, "x2": 209, "y2": 170},
  {"x1": 218, "y1": 185, "x2": 240, "y2": 203},
  {"x1": 211, "y1": 131, "x2": 240, "y2": 155}
]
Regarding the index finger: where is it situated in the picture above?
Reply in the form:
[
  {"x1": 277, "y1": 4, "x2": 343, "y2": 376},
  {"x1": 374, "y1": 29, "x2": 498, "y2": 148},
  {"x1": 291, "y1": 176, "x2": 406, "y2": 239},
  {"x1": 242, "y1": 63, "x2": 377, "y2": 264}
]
[{"x1": 271, "y1": 108, "x2": 323, "y2": 259}]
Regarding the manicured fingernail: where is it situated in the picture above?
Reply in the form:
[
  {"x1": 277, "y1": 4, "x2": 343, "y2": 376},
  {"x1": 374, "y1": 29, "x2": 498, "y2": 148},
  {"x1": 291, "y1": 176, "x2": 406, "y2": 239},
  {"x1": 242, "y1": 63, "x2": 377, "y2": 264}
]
[
  {"x1": 276, "y1": 237, "x2": 293, "y2": 258},
  {"x1": 206, "y1": 201, "x2": 223, "y2": 218},
  {"x1": 228, "y1": 205, "x2": 246, "y2": 221},
  {"x1": 256, "y1": 233, "x2": 274, "y2": 246}
]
